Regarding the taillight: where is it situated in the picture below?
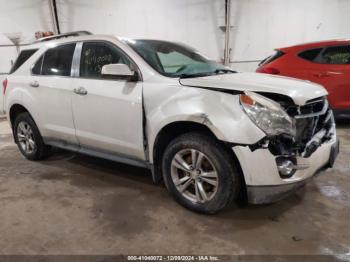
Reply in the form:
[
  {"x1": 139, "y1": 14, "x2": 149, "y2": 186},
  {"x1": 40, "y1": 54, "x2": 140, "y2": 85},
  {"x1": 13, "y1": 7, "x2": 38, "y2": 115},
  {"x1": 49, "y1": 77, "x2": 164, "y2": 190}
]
[
  {"x1": 2, "y1": 78, "x2": 8, "y2": 94},
  {"x1": 257, "y1": 67, "x2": 280, "y2": 75}
]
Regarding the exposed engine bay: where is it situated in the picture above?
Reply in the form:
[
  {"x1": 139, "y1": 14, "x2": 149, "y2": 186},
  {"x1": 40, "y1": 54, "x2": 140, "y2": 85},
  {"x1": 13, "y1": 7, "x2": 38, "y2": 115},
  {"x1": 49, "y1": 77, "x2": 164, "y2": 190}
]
[{"x1": 251, "y1": 93, "x2": 335, "y2": 159}]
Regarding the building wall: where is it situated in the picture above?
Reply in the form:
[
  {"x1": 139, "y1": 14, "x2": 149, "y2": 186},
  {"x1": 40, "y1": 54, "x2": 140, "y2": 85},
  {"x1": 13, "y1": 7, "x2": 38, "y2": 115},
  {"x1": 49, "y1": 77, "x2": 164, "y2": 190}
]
[
  {"x1": 1, "y1": 0, "x2": 350, "y2": 70},
  {"x1": 57, "y1": 0, "x2": 350, "y2": 71},
  {"x1": 57, "y1": 0, "x2": 226, "y2": 62},
  {"x1": 229, "y1": 0, "x2": 350, "y2": 71},
  {"x1": 0, "y1": 0, "x2": 53, "y2": 43},
  {"x1": 0, "y1": 0, "x2": 53, "y2": 113},
  {"x1": 1, "y1": 0, "x2": 350, "y2": 113},
  {"x1": 0, "y1": 35, "x2": 18, "y2": 114}
]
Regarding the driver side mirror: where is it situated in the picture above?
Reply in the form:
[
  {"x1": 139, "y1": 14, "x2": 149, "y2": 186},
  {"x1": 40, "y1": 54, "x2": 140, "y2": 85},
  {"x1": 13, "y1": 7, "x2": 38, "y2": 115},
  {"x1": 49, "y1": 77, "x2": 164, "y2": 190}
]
[{"x1": 101, "y1": 64, "x2": 139, "y2": 81}]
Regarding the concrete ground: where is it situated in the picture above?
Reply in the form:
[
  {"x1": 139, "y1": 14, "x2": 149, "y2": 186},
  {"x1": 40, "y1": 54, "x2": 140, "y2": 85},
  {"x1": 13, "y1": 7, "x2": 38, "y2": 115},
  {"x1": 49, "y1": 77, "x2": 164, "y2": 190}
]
[{"x1": 0, "y1": 118, "x2": 349, "y2": 256}]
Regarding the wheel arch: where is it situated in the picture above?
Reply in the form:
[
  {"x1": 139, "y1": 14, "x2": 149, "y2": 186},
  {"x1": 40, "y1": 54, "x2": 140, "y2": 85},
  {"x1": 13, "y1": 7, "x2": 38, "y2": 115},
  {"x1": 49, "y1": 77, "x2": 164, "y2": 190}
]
[
  {"x1": 150, "y1": 121, "x2": 247, "y2": 200},
  {"x1": 9, "y1": 104, "x2": 35, "y2": 142}
]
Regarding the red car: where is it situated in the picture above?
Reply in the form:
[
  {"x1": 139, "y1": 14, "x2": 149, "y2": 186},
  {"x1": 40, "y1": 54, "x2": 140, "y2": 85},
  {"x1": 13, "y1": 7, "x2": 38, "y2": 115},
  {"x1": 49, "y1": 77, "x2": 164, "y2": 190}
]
[{"x1": 257, "y1": 39, "x2": 350, "y2": 118}]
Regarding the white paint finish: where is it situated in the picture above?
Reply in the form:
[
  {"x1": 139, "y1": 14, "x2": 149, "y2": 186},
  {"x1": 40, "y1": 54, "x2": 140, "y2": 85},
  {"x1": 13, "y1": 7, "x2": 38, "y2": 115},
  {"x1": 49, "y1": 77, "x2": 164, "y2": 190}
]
[
  {"x1": 143, "y1": 80, "x2": 266, "y2": 162},
  {"x1": 5, "y1": 34, "x2": 337, "y2": 190},
  {"x1": 180, "y1": 72, "x2": 328, "y2": 105},
  {"x1": 71, "y1": 77, "x2": 145, "y2": 160},
  {"x1": 101, "y1": 63, "x2": 134, "y2": 77},
  {"x1": 33, "y1": 75, "x2": 78, "y2": 144}
]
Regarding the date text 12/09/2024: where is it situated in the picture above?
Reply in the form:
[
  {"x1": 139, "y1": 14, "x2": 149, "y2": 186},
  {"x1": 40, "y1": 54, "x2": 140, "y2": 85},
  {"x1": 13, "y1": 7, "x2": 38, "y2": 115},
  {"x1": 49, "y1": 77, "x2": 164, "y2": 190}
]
[{"x1": 127, "y1": 255, "x2": 220, "y2": 261}]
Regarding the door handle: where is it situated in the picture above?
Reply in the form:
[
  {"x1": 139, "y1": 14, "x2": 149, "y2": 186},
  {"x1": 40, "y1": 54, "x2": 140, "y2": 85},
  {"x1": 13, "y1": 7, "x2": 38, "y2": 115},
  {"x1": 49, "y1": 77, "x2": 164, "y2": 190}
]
[
  {"x1": 29, "y1": 81, "x2": 39, "y2": 88},
  {"x1": 73, "y1": 87, "x2": 88, "y2": 95},
  {"x1": 313, "y1": 72, "x2": 331, "y2": 78}
]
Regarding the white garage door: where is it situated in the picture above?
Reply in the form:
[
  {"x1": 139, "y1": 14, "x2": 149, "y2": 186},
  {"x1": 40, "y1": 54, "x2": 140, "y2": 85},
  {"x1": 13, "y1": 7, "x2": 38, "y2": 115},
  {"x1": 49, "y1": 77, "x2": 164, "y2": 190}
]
[{"x1": 0, "y1": 34, "x2": 18, "y2": 114}]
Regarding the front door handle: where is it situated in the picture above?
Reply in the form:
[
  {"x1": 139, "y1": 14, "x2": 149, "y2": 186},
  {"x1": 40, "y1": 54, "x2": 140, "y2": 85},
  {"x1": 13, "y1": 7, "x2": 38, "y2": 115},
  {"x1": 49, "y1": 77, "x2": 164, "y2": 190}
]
[
  {"x1": 73, "y1": 87, "x2": 88, "y2": 95},
  {"x1": 29, "y1": 81, "x2": 39, "y2": 88}
]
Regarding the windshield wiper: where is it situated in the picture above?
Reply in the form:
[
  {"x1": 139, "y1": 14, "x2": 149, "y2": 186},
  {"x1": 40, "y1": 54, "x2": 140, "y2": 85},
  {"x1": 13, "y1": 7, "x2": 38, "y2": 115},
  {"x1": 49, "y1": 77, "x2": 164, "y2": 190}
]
[
  {"x1": 214, "y1": 69, "x2": 237, "y2": 74},
  {"x1": 178, "y1": 69, "x2": 236, "y2": 79},
  {"x1": 178, "y1": 72, "x2": 216, "y2": 79}
]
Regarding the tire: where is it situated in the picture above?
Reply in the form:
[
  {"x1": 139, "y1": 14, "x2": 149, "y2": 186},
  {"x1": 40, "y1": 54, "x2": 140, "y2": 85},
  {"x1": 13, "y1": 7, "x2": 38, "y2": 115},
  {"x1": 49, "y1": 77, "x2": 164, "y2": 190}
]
[
  {"x1": 13, "y1": 112, "x2": 50, "y2": 161},
  {"x1": 162, "y1": 132, "x2": 241, "y2": 214}
]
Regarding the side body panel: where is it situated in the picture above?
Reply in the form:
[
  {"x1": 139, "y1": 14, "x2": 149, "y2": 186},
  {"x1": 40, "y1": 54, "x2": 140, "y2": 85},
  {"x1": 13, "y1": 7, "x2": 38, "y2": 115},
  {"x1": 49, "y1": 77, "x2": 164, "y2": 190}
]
[
  {"x1": 71, "y1": 77, "x2": 145, "y2": 160},
  {"x1": 32, "y1": 75, "x2": 77, "y2": 144},
  {"x1": 143, "y1": 77, "x2": 266, "y2": 163}
]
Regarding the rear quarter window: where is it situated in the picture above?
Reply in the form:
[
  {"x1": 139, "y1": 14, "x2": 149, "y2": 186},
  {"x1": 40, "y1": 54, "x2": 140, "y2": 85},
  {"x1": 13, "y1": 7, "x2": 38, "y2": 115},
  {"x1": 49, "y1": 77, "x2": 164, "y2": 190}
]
[
  {"x1": 10, "y1": 49, "x2": 38, "y2": 73},
  {"x1": 298, "y1": 48, "x2": 323, "y2": 62},
  {"x1": 259, "y1": 50, "x2": 285, "y2": 66}
]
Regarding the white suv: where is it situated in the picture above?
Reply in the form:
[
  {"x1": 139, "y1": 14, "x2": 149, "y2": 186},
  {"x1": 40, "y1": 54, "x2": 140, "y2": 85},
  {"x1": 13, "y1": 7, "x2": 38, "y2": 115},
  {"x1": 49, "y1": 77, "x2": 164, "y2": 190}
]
[{"x1": 3, "y1": 32, "x2": 339, "y2": 213}]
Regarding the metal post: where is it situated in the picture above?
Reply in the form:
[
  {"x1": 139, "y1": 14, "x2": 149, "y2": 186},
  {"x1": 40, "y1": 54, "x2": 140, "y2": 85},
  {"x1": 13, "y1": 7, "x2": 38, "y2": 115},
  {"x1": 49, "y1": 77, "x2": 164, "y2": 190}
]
[
  {"x1": 224, "y1": 0, "x2": 231, "y2": 66},
  {"x1": 49, "y1": 0, "x2": 60, "y2": 34}
]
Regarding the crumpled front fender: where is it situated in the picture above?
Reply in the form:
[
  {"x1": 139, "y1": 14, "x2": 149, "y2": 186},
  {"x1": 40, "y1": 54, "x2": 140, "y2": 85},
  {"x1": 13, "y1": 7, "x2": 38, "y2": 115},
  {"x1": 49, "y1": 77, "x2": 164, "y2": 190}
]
[{"x1": 143, "y1": 82, "x2": 265, "y2": 162}]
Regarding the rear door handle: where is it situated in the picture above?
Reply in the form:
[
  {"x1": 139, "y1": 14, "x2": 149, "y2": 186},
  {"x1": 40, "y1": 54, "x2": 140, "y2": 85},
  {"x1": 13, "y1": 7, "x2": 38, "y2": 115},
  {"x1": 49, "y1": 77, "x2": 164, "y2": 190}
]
[
  {"x1": 29, "y1": 81, "x2": 39, "y2": 88},
  {"x1": 73, "y1": 87, "x2": 88, "y2": 95},
  {"x1": 313, "y1": 72, "x2": 331, "y2": 78}
]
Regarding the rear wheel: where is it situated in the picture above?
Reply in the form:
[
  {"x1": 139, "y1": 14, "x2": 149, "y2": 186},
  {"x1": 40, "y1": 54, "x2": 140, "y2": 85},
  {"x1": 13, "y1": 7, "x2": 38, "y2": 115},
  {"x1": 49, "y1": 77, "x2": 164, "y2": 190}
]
[
  {"x1": 14, "y1": 112, "x2": 50, "y2": 161},
  {"x1": 162, "y1": 132, "x2": 240, "y2": 214}
]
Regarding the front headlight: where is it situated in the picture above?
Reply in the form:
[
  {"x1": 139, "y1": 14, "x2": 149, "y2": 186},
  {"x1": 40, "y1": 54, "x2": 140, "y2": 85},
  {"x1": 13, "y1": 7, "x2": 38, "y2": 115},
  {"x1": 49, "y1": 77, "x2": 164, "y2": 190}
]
[{"x1": 240, "y1": 91, "x2": 296, "y2": 137}]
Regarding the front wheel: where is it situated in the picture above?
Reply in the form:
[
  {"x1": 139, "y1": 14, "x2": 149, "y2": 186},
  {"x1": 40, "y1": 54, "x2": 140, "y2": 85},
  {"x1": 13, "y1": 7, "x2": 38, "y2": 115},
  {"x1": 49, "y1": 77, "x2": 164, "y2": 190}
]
[{"x1": 162, "y1": 132, "x2": 241, "y2": 214}]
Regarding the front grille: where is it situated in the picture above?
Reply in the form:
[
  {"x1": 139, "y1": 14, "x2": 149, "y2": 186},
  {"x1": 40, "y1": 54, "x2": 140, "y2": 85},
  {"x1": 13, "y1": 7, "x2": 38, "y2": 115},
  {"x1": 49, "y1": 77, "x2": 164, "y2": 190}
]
[
  {"x1": 289, "y1": 98, "x2": 333, "y2": 154},
  {"x1": 285, "y1": 97, "x2": 327, "y2": 118},
  {"x1": 264, "y1": 95, "x2": 334, "y2": 157}
]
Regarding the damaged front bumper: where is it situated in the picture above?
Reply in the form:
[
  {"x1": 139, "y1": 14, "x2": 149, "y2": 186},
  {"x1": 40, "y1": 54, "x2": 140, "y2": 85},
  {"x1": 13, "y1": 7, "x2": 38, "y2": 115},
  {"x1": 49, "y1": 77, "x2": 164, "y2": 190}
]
[
  {"x1": 233, "y1": 113, "x2": 339, "y2": 204},
  {"x1": 246, "y1": 138, "x2": 339, "y2": 204}
]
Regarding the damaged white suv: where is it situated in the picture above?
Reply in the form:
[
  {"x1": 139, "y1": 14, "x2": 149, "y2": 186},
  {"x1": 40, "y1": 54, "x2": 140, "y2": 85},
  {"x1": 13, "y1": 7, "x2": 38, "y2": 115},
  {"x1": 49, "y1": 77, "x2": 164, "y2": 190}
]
[{"x1": 4, "y1": 32, "x2": 339, "y2": 213}]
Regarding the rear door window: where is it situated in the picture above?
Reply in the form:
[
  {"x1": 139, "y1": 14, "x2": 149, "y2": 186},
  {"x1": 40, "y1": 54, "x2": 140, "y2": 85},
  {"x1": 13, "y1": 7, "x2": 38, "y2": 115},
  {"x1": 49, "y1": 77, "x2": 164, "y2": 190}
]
[
  {"x1": 298, "y1": 48, "x2": 323, "y2": 62},
  {"x1": 10, "y1": 49, "x2": 38, "y2": 73},
  {"x1": 41, "y1": 43, "x2": 76, "y2": 76},
  {"x1": 319, "y1": 45, "x2": 350, "y2": 64}
]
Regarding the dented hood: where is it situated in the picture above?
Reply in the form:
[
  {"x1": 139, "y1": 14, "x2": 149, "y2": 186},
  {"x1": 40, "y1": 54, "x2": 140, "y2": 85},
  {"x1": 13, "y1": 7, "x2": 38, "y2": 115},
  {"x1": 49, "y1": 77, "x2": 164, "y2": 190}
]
[{"x1": 179, "y1": 72, "x2": 328, "y2": 105}]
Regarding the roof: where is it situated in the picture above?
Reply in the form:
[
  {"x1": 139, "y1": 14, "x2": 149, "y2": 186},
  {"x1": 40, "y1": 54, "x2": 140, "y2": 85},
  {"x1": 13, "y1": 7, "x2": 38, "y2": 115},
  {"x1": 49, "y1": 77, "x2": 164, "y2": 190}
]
[
  {"x1": 35, "y1": 31, "x2": 91, "y2": 43},
  {"x1": 20, "y1": 34, "x2": 123, "y2": 51},
  {"x1": 278, "y1": 39, "x2": 350, "y2": 52}
]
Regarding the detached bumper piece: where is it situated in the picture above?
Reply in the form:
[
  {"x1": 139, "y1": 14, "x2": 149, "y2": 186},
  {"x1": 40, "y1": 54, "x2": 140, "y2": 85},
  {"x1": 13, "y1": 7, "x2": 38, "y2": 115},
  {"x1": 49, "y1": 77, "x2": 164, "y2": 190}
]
[
  {"x1": 328, "y1": 138, "x2": 340, "y2": 167},
  {"x1": 247, "y1": 181, "x2": 306, "y2": 204}
]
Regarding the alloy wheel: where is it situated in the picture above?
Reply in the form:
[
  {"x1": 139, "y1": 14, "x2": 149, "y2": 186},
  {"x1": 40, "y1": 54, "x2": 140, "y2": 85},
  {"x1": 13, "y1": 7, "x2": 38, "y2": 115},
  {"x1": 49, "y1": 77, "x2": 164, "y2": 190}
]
[
  {"x1": 17, "y1": 121, "x2": 36, "y2": 155},
  {"x1": 170, "y1": 149, "x2": 219, "y2": 203}
]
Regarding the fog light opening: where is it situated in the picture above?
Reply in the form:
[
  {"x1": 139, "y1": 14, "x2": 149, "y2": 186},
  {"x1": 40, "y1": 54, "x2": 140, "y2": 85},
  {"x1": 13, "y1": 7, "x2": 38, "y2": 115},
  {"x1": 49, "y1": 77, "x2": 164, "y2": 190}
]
[{"x1": 276, "y1": 157, "x2": 297, "y2": 178}]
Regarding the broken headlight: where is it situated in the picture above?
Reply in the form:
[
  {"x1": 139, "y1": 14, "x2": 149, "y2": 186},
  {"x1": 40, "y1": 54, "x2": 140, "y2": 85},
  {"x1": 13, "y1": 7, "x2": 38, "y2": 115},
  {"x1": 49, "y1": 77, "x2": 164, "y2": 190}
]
[{"x1": 240, "y1": 91, "x2": 296, "y2": 137}]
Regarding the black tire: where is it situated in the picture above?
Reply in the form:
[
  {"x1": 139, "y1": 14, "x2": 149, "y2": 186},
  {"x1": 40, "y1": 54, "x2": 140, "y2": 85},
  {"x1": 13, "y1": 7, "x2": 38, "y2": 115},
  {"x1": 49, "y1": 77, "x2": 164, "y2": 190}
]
[
  {"x1": 13, "y1": 112, "x2": 50, "y2": 161},
  {"x1": 162, "y1": 132, "x2": 241, "y2": 214}
]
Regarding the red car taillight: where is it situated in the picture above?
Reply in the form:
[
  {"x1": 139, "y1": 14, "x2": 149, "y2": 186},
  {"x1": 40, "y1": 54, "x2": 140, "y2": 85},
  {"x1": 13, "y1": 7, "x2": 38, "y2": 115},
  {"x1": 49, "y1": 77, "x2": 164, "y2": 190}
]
[
  {"x1": 2, "y1": 78, "x2": 8, "y2": 94},
  {"x1": 257, "y1": 67, "x2": 280, "y2": 75}
]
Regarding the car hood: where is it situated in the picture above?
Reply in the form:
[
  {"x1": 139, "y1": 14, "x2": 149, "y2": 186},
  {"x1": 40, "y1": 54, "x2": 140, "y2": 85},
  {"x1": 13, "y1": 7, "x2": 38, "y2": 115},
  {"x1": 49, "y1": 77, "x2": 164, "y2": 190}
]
[{"x1": 179, "y1": 72, "x2": 327, "y2": 105}]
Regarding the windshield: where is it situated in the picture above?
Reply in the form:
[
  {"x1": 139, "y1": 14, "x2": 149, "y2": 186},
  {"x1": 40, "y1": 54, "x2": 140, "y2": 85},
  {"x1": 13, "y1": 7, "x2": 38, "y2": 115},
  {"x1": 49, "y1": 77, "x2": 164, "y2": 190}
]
[{"x1": 124, "y1": 39, "x2": 234, "y2": 78}]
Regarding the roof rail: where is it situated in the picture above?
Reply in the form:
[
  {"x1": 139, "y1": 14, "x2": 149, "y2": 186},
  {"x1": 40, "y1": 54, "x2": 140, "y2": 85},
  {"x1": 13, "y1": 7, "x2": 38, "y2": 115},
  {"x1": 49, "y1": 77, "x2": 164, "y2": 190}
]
[{"x1": 35, "y1": 31, "x2": 92, "y2": 43}]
